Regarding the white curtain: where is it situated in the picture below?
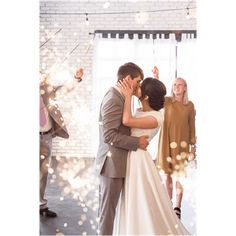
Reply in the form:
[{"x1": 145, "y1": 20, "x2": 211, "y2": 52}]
[
  {"x1": 91, "y1": 33, "x2": 196, "y2": 158},
  {"x1": 177, "y1": 33, "x2": 197, "y2": 103}
]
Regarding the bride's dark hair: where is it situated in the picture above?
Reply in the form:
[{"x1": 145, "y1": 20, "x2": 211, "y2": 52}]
[{"x1": 139, "y1": 77, "x2": 166, "y2": 111}]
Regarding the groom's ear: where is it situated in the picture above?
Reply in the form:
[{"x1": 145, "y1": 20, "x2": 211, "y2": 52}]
[{"x1": 123, "y1": 75, "x2": 131, "y2": 82}]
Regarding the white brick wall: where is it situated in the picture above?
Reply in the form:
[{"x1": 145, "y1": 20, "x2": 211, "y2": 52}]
[{"x1": 40, "y1": 0, "x2": 196, "y2": 158}]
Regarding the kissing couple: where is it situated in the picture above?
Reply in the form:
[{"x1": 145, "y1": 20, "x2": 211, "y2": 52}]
[{"x1": 95, "y1": 62, "x2": 190, "y2": 235}]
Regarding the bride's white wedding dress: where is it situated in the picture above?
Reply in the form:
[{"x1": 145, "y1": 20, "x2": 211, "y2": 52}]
[{"x1": 113, "y1": 110, "x2": 190, "y2": 235}]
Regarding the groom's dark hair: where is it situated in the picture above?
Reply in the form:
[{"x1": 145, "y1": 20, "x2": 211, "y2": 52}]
[{"x1": 117, "y1": 62, "x2": 144, "y2": 81}]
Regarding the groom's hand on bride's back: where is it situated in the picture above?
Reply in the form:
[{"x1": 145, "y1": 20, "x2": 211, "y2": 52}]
[{"x1": 138, "y1": 135, "x2": 149, "y2": 150}]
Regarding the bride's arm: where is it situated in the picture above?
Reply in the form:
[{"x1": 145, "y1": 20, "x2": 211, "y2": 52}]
[{"x1": 117, "y1": 79, "x2": 158, "y2": 129}]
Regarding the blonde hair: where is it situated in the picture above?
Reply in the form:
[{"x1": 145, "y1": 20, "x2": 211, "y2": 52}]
[{"x1": 171, "y1": 77, "x2": 189, "y2": 105}]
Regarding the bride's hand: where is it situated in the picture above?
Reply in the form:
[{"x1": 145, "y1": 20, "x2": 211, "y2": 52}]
[{"x1": 117, "y1": 77, "x2": 133, "y2": 98}]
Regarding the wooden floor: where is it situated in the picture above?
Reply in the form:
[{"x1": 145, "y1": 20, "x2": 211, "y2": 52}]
[{"x1": 40, "y1": 157, "x2": 196, "y2": 235}]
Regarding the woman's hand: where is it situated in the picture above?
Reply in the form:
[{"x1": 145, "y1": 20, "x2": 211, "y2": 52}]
[
  {"x1": 74, "y1": 68, "x2": 84, "y2": 82},
  {"x1": 117, "y1": 77, "x2": 133, "y2": 98},
  {"x1": 152, "y1": 66, "x2": 159, "y2": 79}
]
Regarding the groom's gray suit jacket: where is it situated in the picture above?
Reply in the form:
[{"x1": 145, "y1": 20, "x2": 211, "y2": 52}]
[{"x1": 95, "y1": 87, "x2": 139, "y2": 178}]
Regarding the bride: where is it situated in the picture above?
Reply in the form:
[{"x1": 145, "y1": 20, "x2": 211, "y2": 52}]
[{"x1": 113, "y1": 77, "x2": 190, "y2": 235}]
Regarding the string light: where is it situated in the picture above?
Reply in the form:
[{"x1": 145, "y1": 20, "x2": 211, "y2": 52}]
[
  {"x1": 85, "y1": 13, "x2": 89, "y2": 26},
  {"x1": 40, "y1": 7, "x2": 196, "y2": 16},
  {"x1": 186, "y1": 7, "x2": 190, "y2": 19},
  {"x1": 40, "y1": 2, "x2": 196, "y2": 71}
]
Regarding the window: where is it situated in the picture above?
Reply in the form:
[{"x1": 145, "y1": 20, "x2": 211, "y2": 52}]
[{"x1": 91, "y1": 32, "x2": 196, "y2": 157}]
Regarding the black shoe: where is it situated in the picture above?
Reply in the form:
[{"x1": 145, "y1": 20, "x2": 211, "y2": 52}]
[
  {"x1": 174, "y1": 207, "x2": 181, "y2": 219},
  {"x1": 40, "y1": 207, "x2": 57, "y2": 217}
]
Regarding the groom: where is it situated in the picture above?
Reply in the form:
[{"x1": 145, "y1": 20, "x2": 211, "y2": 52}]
[{"x1": 95, "y1": 62, "x2": 149, "y2": 235}]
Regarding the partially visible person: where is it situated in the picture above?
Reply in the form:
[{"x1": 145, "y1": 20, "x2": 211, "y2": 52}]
[
  {"x1": 40, "y1": 68, "x2": 83, "y2": 217},
  {"x1": 95, "y1": 62, "x2": 149, "y2": 235},
  {"x1": 153, "y1": 66, "x2": 196, "y2": 219},
  {"x1": 113, "y1": 77, "x2": 190, "y2": 235}
]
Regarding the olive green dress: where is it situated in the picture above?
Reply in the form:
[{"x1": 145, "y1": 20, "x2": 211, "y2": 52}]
[{"x1": 157, "y1": 97, "x2": 196, "y2": 177}]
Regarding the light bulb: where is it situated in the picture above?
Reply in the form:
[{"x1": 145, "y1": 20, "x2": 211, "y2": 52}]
[
  {"x1": 186, "y1": 7, "x2": 191, "y2": 19},
  {"x1": 85, "y1": 18, "x2": 89, "y2": 26},
  {"x1": 85, "y1": 13, "x2": 89, "y2": 26},
  {"x1": 103, "y1": 1, "x2": 110, "y2": 9}
]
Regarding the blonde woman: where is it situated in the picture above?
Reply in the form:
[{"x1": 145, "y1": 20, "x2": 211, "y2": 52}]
[{"x1": 153, "y1": 66, "x2": 196, "y2": 219}]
